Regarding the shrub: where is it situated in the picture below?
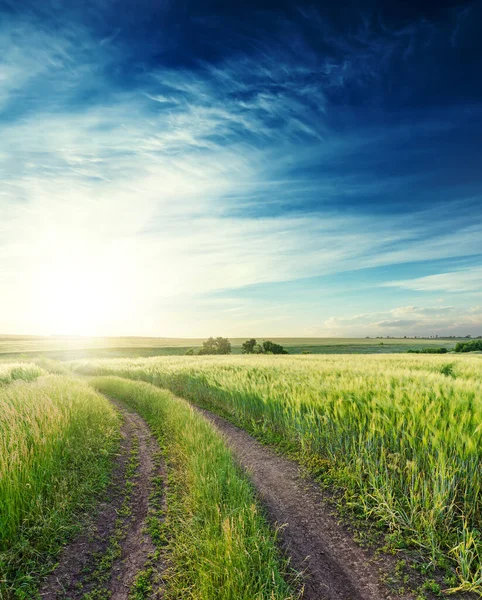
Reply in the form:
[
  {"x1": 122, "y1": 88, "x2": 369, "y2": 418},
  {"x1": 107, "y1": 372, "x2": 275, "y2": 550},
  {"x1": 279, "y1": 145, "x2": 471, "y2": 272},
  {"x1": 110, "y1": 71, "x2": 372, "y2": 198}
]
[
  {"x1": 455, "y1": 340, "x2": 482, "y2": 353},
  {"x1": 407, "y1": 347, "x2": 448, "y2": 354}
]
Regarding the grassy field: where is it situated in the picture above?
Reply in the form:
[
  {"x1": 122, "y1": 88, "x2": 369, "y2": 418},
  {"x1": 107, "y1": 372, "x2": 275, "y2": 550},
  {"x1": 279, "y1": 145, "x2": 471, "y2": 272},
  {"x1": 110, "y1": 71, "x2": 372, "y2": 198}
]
[
  {"x1": 4, "y1": 352, "x2": 482, "y2": 597},
  {"x1": 91, "y1": 377, "x2": 296, "y2": 600},
  {"x1": 0, "y1": 363, "x2": 296, "y2": 599},
  {"x1": 0, "y1": 334, "x2": 463, "y2": 359},
  {"x1": 0, "y1": 375, "x2": 120, "y2": 599},
  {"x1": 74, "y1": 353, "x2": 482, "y2": 595}
]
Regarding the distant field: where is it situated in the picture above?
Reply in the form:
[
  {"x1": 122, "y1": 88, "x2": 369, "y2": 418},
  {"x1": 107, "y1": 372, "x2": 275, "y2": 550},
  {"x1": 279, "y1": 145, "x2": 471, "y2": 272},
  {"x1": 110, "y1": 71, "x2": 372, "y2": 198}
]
[{"x1": 0, "y1": 334, "x2": 463, "y2": 359}]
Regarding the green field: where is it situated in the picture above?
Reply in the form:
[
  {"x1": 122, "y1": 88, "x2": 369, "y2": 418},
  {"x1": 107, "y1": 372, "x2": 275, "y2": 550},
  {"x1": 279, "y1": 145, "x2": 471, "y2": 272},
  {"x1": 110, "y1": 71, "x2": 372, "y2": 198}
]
[
  {"x1": 0, "y1": 373, "x2": 120, "y2": 598},
  {"x1": 2, "y1": 352, "x2": 482, "y2": 598},
  {"x1": 0, "y1": 334, "x2": 463, "y2": 360},
  {"x1": 0, "y1": 360, "x2": 296, "y2": 599},
  {"x1": 74, "y1": 353, "x2": 482, "y2": 595}
]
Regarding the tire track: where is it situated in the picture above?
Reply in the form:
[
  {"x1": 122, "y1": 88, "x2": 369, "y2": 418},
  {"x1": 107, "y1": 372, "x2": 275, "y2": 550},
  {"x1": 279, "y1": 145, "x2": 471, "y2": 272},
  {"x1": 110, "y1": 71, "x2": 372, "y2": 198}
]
[
  {"x1": 197, "y1": 407, "x2": 414, "y2": 600},
  {"x1": 40, "y1": 401, "x2": 165, "y2": 600},
  {"x1": 109, "y1": 402, "x2": 161, "y2": 600}
]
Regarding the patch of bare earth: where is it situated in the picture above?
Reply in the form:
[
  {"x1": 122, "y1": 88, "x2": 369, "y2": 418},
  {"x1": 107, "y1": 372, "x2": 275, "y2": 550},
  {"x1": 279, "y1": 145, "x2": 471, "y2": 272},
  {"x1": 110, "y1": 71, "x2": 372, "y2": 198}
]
[
  {"x1": 40, "y1": 401, "x2": 165, "y2": 600},
  {"x1": 198, "y1": 408, "x2": 415, "y2": 600}
]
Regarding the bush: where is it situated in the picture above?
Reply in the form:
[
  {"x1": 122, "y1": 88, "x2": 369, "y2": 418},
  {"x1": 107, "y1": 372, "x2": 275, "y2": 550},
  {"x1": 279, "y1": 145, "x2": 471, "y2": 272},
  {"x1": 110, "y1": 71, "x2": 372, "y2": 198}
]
[
  {"x1": 455, "y1": 340, "x2": 482, "y2": 353},
  {"x1": 407, "y1": 347, "x2": 448, "y2": 354}
]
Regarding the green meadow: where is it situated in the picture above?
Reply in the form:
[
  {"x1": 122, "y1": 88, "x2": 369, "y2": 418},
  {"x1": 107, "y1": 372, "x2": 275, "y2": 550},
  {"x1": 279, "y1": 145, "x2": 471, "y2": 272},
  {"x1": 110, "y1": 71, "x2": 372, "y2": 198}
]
[
  {"x1": 2, "y1": 352, "x2": 482, "y2": 597},
  {"x1": 74, "y1": 353, "x2": 482, "y2": 595}
]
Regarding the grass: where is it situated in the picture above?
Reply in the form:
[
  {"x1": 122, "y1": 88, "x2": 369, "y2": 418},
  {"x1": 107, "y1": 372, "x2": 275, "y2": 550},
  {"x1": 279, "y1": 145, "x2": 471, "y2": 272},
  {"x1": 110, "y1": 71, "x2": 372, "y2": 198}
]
[
  {"x1": 0, "y1": 363, "x2": 44, "y2": 385},
  {"x1": 0, "y1": 375, "x2": 120, "y2": 600},
  {"x1": 74, "y1": 353, "x2": 482, "y2": 594},
  {"x1": 90, "y1": 376, "x2": 297, "y2": 600}
]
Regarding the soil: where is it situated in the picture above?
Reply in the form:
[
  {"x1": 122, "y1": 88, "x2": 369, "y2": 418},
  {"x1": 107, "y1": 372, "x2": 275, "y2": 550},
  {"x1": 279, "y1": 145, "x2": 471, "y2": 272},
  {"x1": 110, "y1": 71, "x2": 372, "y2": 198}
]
[
  {"x1": 39, "y1": 401, "x2": 165, "y2": 600},
  {"x1": 197, "y1": 407, "x2": 415, "y2": 600},
  {"x1": 109, "y1": 402, "x2": 161, "y2": 600}
]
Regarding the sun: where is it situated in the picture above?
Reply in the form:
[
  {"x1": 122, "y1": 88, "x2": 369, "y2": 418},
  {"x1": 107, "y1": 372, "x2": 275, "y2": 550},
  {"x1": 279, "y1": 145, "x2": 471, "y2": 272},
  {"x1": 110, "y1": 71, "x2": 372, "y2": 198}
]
[{"x1": 31, "y1": 258, "x2": 117, "y2": 336}]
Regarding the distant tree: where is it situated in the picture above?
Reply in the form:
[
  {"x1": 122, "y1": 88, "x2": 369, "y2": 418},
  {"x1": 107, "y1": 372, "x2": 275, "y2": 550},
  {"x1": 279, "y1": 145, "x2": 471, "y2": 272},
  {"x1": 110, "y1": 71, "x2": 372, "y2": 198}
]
[
  {"x1": 198, "y1": 336, "x2": 232, "y2": 355},
  {"x1": 242, "y1": 338, "x2": 257, "y2": 354},
  {"x1": 262, "y1": 340, "x2": 288, "y2": 355},
  {"x1": 239, "y1": 338, "x2": 288, "y2": 355},
  {"x1": 185, "y1": 347, "x2": 196, "y2": 355}
]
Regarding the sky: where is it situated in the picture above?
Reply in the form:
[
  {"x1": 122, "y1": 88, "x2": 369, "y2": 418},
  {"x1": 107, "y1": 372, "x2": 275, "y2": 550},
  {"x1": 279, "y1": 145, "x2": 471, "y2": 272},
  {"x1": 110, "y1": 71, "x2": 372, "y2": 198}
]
[{"x1": 1, "y1": 0, "x2": 481, "y2": 338}]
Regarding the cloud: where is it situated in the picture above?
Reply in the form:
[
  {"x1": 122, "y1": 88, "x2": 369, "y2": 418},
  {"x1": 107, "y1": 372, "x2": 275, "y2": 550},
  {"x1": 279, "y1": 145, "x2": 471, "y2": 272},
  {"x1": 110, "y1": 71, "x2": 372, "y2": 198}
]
[
  {"x1": 322, "y1": 305, "x2": 482, "y2": 337},
  {"x1": 375, "y1": 319, "x2": 419, "y2": 328},
  {"x1": 0, "y1": 6, "x2": 481, "y2": 336},
  {"x1": 383, "y1": 267, "x2": 482, "y2": 293}
]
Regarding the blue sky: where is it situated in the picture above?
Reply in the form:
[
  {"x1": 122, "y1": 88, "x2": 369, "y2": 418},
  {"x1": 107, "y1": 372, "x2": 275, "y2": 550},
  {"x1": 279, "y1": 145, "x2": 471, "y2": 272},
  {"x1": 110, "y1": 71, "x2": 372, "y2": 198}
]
[{"x1": 1, "y1": 0, "x2": 481, "y2": 337}]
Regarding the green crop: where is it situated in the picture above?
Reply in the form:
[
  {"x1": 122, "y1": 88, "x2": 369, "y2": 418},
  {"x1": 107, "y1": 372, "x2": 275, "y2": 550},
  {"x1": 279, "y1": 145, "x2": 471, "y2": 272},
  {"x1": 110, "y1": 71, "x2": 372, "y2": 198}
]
[{"x1": 74, "y1": 353, "x2": 482, "y2": 594}]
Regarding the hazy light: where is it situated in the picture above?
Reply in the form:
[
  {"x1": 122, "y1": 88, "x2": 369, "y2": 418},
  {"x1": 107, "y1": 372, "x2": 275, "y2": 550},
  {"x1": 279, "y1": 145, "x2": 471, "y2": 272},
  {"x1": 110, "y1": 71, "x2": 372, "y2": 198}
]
[{"x1": 30, "y1": 258, "x2": 117, "y2": 336}]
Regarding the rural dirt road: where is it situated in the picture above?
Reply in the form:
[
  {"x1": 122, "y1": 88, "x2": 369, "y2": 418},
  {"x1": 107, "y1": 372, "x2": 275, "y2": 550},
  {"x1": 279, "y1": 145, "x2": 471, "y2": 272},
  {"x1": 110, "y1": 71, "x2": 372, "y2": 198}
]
[
  {"x1": 40, "y1": 401, "x2": 164, "y2": 600},
  {"x1": 198, "y1": 407, "x2": 414, "y2": 600},
  {"x1": 39, "y1": 391, "x2": 423, "y2": 600}
]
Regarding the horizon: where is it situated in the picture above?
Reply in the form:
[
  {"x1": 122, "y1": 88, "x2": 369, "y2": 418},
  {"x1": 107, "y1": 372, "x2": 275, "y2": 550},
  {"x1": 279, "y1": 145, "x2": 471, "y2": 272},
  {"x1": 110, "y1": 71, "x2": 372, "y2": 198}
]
[
  {"x1": 1, "y1": 0, "x2": 481, "y2": 338},
  {"x1": 0, "y1": 333, "x2": 479, "y2": 342}
]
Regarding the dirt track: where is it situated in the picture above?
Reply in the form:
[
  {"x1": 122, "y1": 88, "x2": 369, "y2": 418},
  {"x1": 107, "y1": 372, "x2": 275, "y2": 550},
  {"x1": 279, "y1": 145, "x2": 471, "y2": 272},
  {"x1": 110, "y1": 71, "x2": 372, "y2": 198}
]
[
  {"x1": 198, "y1": 407, "x2": 414, "y2": 600},
  {"x1": 39, "y1": 389, "x2": 428, "y2": 599},
  {"x1": 40, "y1": 401, "x2": 164, "y2": 600}
]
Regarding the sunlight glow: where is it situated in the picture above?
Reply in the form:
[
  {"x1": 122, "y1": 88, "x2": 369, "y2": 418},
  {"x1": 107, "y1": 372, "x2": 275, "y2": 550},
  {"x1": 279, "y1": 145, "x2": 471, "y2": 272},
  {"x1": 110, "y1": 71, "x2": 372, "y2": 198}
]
[{"x1": 31, "y1": 259, "x2": 118, "y2": 336}]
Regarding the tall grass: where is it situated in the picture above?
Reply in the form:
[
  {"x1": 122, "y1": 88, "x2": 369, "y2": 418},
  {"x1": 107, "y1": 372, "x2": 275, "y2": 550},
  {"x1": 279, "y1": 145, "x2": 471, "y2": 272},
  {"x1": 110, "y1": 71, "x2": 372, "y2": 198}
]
[
  {"x1": 0, "y1": 363, "x2": 44, "y2": 385},
  {"x1": 90, "y1": 376, "x2": 296, "y2": 600},
  {"x1": 74, "y1": 354, "x2": 482, "y2": 593},
  {"x1": 0, "y1": 375, "x2": 120, "y2": 599}
]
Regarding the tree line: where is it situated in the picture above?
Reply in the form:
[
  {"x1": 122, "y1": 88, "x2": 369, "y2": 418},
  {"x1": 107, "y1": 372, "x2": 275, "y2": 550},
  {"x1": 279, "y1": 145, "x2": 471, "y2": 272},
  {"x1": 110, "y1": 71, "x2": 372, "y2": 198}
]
[{"x1": 185, "y1": 337, "x2": 288, "y2": 355}]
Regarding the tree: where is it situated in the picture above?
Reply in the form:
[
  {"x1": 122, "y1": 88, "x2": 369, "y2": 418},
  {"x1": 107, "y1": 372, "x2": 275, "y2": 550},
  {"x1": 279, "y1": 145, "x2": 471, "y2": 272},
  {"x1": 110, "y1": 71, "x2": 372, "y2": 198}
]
[
  {"x1": 198, "y1": 336, "x2": 232, "y2": 355},
  {"x1": 239, "y1": 338, "x2": 288, "y2": 355},
  {"x1": 241, "y1": 338, "x2": 257, "y2": 354},
  {"x1": 262, "y1": 340, "x2": 288, "y2": 355}
]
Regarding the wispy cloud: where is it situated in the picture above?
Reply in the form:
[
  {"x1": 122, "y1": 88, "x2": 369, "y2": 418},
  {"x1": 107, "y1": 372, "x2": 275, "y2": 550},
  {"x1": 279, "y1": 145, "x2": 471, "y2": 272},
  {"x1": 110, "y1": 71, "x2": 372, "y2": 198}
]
[
  {"x1": 383, "y1": 267, "x2": 482, "y2": 293},
  {"x1": 322, "y1": 304, "x2": 482, "y2": 337},
  {"x1": 1, "y1": 3, "x2": 481, "y2": 336}
]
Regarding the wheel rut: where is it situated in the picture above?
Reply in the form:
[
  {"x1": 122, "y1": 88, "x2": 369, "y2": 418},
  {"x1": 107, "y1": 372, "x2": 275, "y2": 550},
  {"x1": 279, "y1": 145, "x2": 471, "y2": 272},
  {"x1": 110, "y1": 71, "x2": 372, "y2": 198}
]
[
  {"x1": 197, "y1": 407, "x2": 414, "y2": 600},
  {"x1": 109, "y1": 401, "x2": 163, "y2": 600},
  {"x1": 40, "y1": 400, "x2": 165, "y2": 600}
]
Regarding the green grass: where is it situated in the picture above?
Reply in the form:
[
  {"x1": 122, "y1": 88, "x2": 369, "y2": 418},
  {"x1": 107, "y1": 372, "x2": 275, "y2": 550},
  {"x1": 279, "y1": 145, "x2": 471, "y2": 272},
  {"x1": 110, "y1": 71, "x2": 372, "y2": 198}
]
[
  {"x1": 0, "y1": 363, "x2": 44, "y2": 385},
  {"x1": 75, "y1": 354, "x2": 482, "y2": 594},
  {"x1": 0, "y1": 375, "x2": 120, "y2": 599},
  {"x1": 90, "y1": 376, "x2": 297, "y2": 600}
]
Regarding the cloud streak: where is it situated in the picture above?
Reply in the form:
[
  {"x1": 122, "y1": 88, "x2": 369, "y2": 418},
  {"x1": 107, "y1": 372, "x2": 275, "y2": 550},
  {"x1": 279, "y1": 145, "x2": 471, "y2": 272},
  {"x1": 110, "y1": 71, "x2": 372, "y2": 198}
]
[{"x1": 0, "y1": 2, "x2": 481, "y2": 336}]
